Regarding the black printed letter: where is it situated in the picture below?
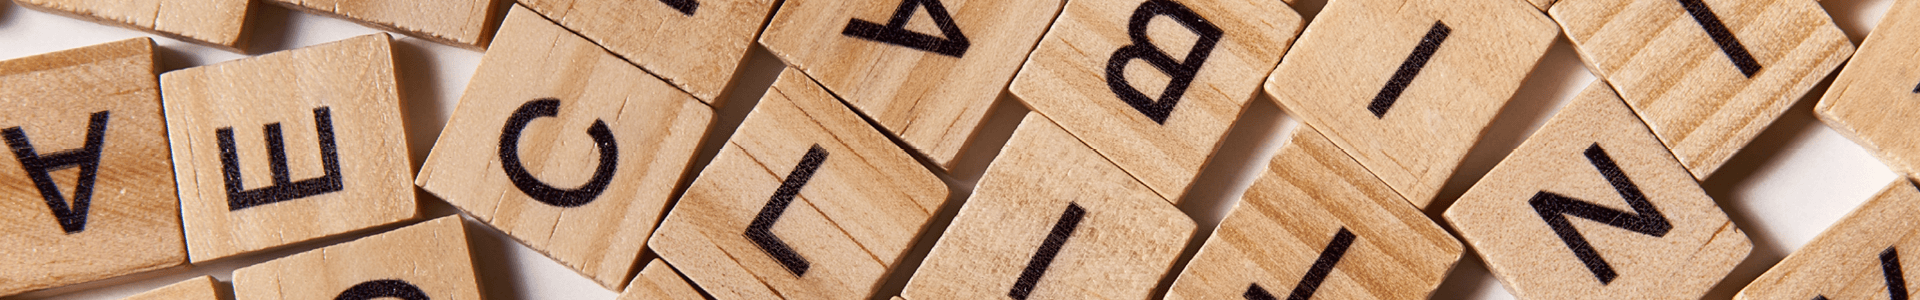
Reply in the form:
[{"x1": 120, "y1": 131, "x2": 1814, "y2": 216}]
[
  {"x1": 746, "y1": 145, "x2": 828, "y2": 276},
  {"x1": 1676, "y1": 0, "x2": 1762, "y2": 77},
  {"x1": 659, "y1": 0, "x2": 697, "y2": 15},
  {"x1": 1105, "y1": 0, "x2": 1222, "y2": 124},
  {"x1": 1531, "y1": 143, "x2": 1672, "y2": 284},
  {"x1": 499, "y1": 98, "x2": 618, "y2": 208},
  {"x1": 1244, "y1": 227, "x2": 1357, "y2": 300},
  {"x1": 4, "y1": 111, "x2": 108, "y2": 234},
  {"x1": 1368, "y1": 21, "x2": 1451, "y2": 118},
  {"x1": 334, "y1": 279, "x2": 428, "y2": 300},
  {"x1": 842, "y1": 0, "x2": 970, "y2": 57},
  {"x1": 1009, "y1": 202, "x2": 1086, "y2": 300},
  {"x1": 1888, "y1": 247, "x2": 1910, "y2": 300},
  {"x1": 220, "y1": 107, "x2": 343, "y2": 211}
]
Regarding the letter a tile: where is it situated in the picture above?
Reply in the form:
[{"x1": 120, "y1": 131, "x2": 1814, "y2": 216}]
[
  {"x1": 648, "y1": 68, "x2": 948, "y2": 300},
  {"x1": 1738, "y1": 179, "x2": 1920, "y2": 300},
  {"x1": 1009, "y1": 0, "x2": 1303, "y2": 202},
  {"x1": 163, "y1": 34, "x2": 417, "y2": 263},
  {"x1": 416, "y1": 5, "x2": 714, "y2": 291},
  {"x1": 124, "y1": 276, "x2": 221, "y2": 300},
  {"x1": 901, "y1": 113, "x2": 1196, "y2": 300},
  {"x1": 758, "y1": 0, "x2": 1064, "y2": 169},
  {"x1": 1444, "y1": 81, "x2": 1751, "y2": 299},
  {"x1": 1265, "y1": 0, "x2": 1557, "y2": 209},
  {"x1": 1815, "y1": 0, "x2": 1920, "y2": 178},
  {"x1": 232, "y1": 216, "x2": 482, "y2": 300},
  {"x1": 517, "y1": 0, "x2": 780, "y2": 102},
  {"x1": 14, "y1": 0, "x2": 251, "y2": 51},
  {"x1": 1550, "y1": 0, "x2": 1853, "y2": 179},
  {"x1": 618, "y1": 259, "x2": 706, "y2": 300},
  {"x1": 0, "y1": 38, "x2": 185, "y2": 297},
  {"x1": 1167, "y1": 126, "x2": 1462, "y2": 300},
  {"x1": 263, "y1": 0, "x2": 502, "y2": 49}
]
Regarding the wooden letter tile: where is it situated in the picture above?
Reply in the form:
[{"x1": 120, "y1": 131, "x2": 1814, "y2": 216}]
[
  {"x1": 1166, "y1": 126, "x2": 1462, "y2": 300},
  {"x1": 619, "y1": 259, "x2": 706, "y2": 300},
  {"x1": 517, "y1": 0, "x2": 780, "y2": 102},
  {"x1": 648, "y1": 68, "x2": 948, "y2": 299},
  {"x1": 1815, "y1": 0, "x2": 1920, "y2": 178},
  {"x1": 14, "y1": 0, "x2": 251, "y2": 51},
  {"x1": 758, "y1": 0, "x2": 1064, "y2": 168},
  {"x1": 900, "y1": 113, "x2": 1196, "y2": 300},
  {"x1": 415, "y1": 5, "x2": 713, "y2": 290},
  {"x1": 1443, "y1": 82, "x2": 1751, "y2": 299},
  {"x1": 1737, "y1": 179, "x2": 1920, "y2": 300},
  {"x1": 124, "y1": 276, "x2": 221, "y2": 300},
  {"x1": 1550, "y1": 0, "x2": 1853, "y2": 179},
  {"x1": 1008, "y1": 0, "x2": 1303, "y2": 201},
  {"x1": 231, "y1": 216, "x2": 482, "y2": 300},
  {"x1": 1265, "y1": 0, "x2": 1558, "y2": 208},
  {"x1": 0, "y1": 38, "x2": 185, "y2": 296},
  {"x1": 162, "y1": 34, "x2": 417, "y2": 263},
  {"x1": 264, "y1": 0, "x2": 502, "y2": 49}
]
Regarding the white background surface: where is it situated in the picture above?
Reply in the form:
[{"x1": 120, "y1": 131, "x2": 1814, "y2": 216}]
[{"x1": 0, "y1": 0, "x2": 1904, "y2": 299}]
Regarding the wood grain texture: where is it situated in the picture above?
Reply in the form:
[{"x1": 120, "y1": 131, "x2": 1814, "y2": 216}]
[
  {"x1": 649, "y1": 68, "x2": 947, "y2": 300},
  {"x1": 162, "y1": 34, "x2": 417, "y2": 263},
  {"x1": 1737, "y1": 179, "x2": 1920, "y2": 300},
  {"x1": 263, "y1": 0, "x2": 502, "y2": 49},
  {"x1": 619, "y1": 259, "x2": 705, "y2": 300},
  {"x1": 414, "y1": 5, "x2": 713, "y2": 291},
  {"x1": 1814, "y1": 0, "x2": 1920, "y2": 179},
  {"x1": 0, "y1": 38, "x2": 185, "y2": 297},
  {"x1": 1529, "y1": 0, "x2": 1558, "y2": 11},
  {"x1": 900, "y1": 113, "x2": 1194, "y2": 300},
  {"x1": 123, "y1": 276, "x2": 221, "y2": 300},
  {"x1": 1443, "y1": 82, "x2": 1751, "y2": 299},
  {"x1": 518, "y1": 0, "x2": 780, "y2": 102},
  {"x1": 1265, "y1": 0, "x2": 1557, "y2": 209},
  {"x1": 12, "y1": 0, "x2": 251, "y2": 51},
  {"x1": 758, "y1": 0, "x2": 1064, "y2": 169},
  {"x1": 1008, "y1": 0, "x2": 1303, "y2": 202},
  {"x1": 1550, "y1": 0, "x2": 1853, "y2": 179},
  {"x1": 231, "y1": 216, "x2": 481, "y2": 300},
  {"x1": 1166, "y1": 126, "x2": 1462, "y2": 300}
]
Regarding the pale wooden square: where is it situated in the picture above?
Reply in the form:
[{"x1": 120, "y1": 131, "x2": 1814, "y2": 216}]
[
  {"x1": 649, "y1": 68, "x2": 948, "y2": 300},
  {"x1": 0, "y1": 38, "x2": 185, "y2": 297},
  {"x1": 14, "y1": 0, "x2": 250, "y2": 51},
  {"x1": 1443, "y1": 82, "x2": 1751, "y2": 299},
  {"x1": 124, "y1": 276, "x2": 221, "y2": 300},
  {"x1": 264, "y1": 0, "x2": 502, "y2": 49},
  {"x1": 619, "y1": 259, "x2": 706, "y2": 300},
  {"x1": 163, "y1": 34, "x2": 417, "y2": 263},
  {"x1": 1266, "y1": 0, "x2": 1556, "y2": 209},
  {"x1": 231, "y1": 216, "x2": 481, "y2": 300},
  {"x1": 1166, "y1": 126, "x2": 1462, "y2": 300},
  {"x1": 1529, "y1": 0, "x2": 1557, "y2": 11},
  {"x1": 1550, "y1": 0, "x2": 1853, "y2": 179},
  {"x1": 1009, "y1": 0, "x2": 1302, "y2": 201},
  {"x1": 900, "y1": 113, "x2": 1195, "y2": 300},
  {"x1": 518, "y1": 0, "x2": 779, "y2": 102},
  {"x1": 1737, "y1": 179, "x2": 1920, "y2": 300},
  {"x1": 758, "y1": 0, "x2": 1064, "y2": 169},
  {"x1": 1814, "y1": 0, "x2": 1920, "y2": 178},
  {"x1": 415, "y1": 5, "x2": 713, "y2": 291}
]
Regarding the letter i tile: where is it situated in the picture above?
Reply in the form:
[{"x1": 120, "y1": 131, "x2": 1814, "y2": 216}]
[{"x1": 1738, "y1": 179, "x2": 1920, "y2": 300}]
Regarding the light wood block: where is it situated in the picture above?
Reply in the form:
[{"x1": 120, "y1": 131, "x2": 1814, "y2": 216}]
[
  {"x1": 13, "y1": 0, "x2": 251, "y2": 51},
  {"x1": 758, "y1": 0, "x2": 1064, "y2": 169},
  {"x1": 415, "y1": 5, "x2": 712, "y2": 291},
  {"x1": 649, "y1": 68, "x2": 948, "y2": 300},
  {"x1": 1815, "y1": 0, "x2": 1920, "y2": 178},
  {"x1": 1008, "y1": 0, "x2": 1303, "y2": 202},
  {"x1": 263, "y1": 0, "x2": 502, "y2": 49},
  {"x1": 162, "y1": 34, "x2": 417, "y2": 263},
  {"x1": 231, "y1": 216, "x2": 481, "y2": 300},
  {"x1": 0, "y1": 38, "x2": 185, "y2": 297},
  {"x1": 1550, "y1": 0, "x2": 1853, "y2": 179},
  {"x1": 1529, "y1": 0, "x2": 1558, "y2": 11},
  {"x1": 1166, "y1": 126, "x2": 1462, "y2": 300},
  {"x1": 517, "y1": 0, "x2": 779, "y2": 102},
  {"x1": 1443, "y1": 82, "x2": 1751, "y2": 299},
  {"x1": 124, "y1": 276, "x2": 221, "y2": 300},
  {"x1": 900, "y1": 113, "x2": 1195, "y2": 300},
  {"x1": 620, "y1": 259, "x2": 706, "y2": 300},
  {"x1": 1265, "y1": 0, "x2": 1557, "y2": 209},
  {"x1": 1737, "y1": 179, "x2": 1920, "y2": 300}
]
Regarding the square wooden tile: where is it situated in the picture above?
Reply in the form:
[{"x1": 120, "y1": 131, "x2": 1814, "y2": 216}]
[
  {"x1": 648, "y1": 68, "x2": 948, "y2": 300},
  {"x1": 1166, "y1": 126, "x2": 1462, "y2": 300},
  {"x1": 1815, "y1": 0, "x2": 1920, "y2": 178},
  {"x1": 900, "y1": 113, "x2": 1195, "y2": 300},
  {"x1": 1265, "y1": 0, "x2": 1558, "y2": 208},
  {"x1": 758, "y1": 0, "x2": 1064, "y2": 169},
  {"x1": 517, "y1": 0, "x2": 780, "y2": 102},
  {"x1": 1443, "y1": 81, "x2": 1751, "y2": 299},
  {"x1": 162, "y1": 33, "x2": 417, "y2": 263},
  {"x1": 124, "y1": 276, "x2": 221, "y2": 300},
  {"x1": 1550, "y1": 0, "x2": 1853, "y2": 179},
  {"x1": 1738, "y1": 179, "x2": 1920, "y2": 300},
  {"x1": 14, "y1": 0, "x2": 251, "y2": 51},
  {"x1": 0, "y1": 38, "x2": 185, "y2": 297},
  {"x1": 415, "y1": 5, "x2": 713, "y2": 291},
  {"x1": 1008, "y1": 0, "x2": 1303, "y2": 202},
  {"x1": 619, "y1": 259, "x2": 706, "y2": 300},
  {"x1": 264, "y1": 0, "x2": 502, "y2": 49},
  {"x1": 231, "y1": 216, "x2": 482, "y2": 300}
]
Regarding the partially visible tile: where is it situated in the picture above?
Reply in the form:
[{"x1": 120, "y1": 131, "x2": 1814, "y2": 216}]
[
  {"x1": 1814, "y1": 0, "x2": 1920, "y2": 177},
  {"x1": 264, "y1": 0, "x2": 502, "y2": 49},
  {"x1": 14, "y1": 0, "x2": 251, "y2": 51},
  {"x1": 124, "y1": 276, "x2": 222, "y2": 300},
  {"x1": 619, "y1": 259, "x2": 705, "y2": 300},
  {"x1": 231, "y1": 216, "x2": 481, "y2": 300},
  {"x1": 1737, "y1": 180, "x2": 1920, "y2": 300},
  {"x1": 517, "y1": 0, "x2": 781, "y2": 102}
]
